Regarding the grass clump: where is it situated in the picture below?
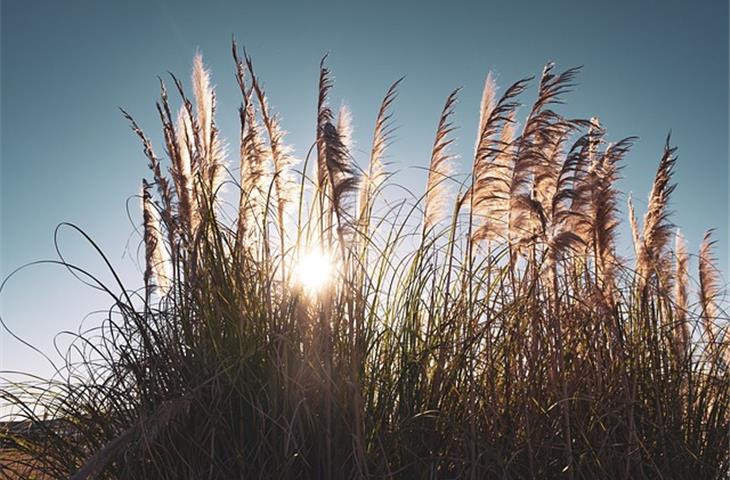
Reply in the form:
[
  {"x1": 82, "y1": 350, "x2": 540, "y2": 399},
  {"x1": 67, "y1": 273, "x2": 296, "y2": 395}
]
[{"x1": 1, "y1": 44, "x2": 728, "y2": 479}]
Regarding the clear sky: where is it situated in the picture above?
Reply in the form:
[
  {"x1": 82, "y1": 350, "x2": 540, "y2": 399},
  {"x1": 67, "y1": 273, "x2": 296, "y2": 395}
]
[{"x1": 1, "y1": 0, "x2": 728, "y2": 378}]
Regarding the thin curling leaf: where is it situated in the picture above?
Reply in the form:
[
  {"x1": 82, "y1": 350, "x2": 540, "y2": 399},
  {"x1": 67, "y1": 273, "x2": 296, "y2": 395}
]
[{"x1": 424, "y1": 88, "x2": 460, "y2": 233}]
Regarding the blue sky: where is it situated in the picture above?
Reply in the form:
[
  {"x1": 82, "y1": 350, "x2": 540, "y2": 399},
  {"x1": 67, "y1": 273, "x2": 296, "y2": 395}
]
[{"x1": 1, "y1": 0, "x2": 728, "y2": 378}]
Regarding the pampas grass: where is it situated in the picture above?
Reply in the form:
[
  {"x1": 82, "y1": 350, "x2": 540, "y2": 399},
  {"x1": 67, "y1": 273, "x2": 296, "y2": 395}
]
[
  {"x1": 424, "y1": 88, "x2": 459, "y2": 233},
  {"x1": 637, "y1": 136, "x2": 678, "y2": 290},
  {"x1": 674, "y1": 230, "x2": 690, "y2": 357},
  {"x1": 699, "y1": 230, "x2": 721, "y2": 346},
  {"x1": 358, "y1": 78, "x2": 401, "y2": 235},
  {"x1": 141, "y1": 180, "x2": 170, "y2": 297},
  {"x1": 1, "y1": 47, "x2": 728, "y2": 480}
]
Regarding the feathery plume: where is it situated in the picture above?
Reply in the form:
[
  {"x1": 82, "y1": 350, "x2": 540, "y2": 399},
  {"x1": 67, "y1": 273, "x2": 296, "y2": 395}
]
[
  {"x1": 237, "y1": 90, "x2": 269, "y2": 245},
  {"x1": 324, "y1": 119, "x2": 359, "y2": 233},
  {"x1": 476, "y1": 112, "x2": 517, "y2": 243},
  {"x1": 358, "y1": 78, "x2": 403, "y2": 230},
  {"x1": 470, "y1": 77, "x2": 531, "y2": 244},
  {"x1": 154, "y1": 78, "x2": 188, "y2": 237},
  {"x1": 121, "y1": 108, "x2": 176, "y2": 254},
  {"x1": 424, "y1": 88, "x2": 459, "y2": 233},
  {"x1": 533, "y1": 123, "x2": 570, "y2": 216},
  {"x1": 699, "y1": 230, "x2": 720, "y2": 344},
  {"x1": 173, "y1": 107, "x2": 197, "y2": 235},
  {"x1": 316, "y1": 57, "x2": 335, "y2": 199},
  {"x1": 591, "y1": 139, "x2": 633, "y2": 298},
  {"x1": 509, "y1": 64, "x2": 580, "y2": 244},
  {"x1": 174, "y1": 108, "x2": 194, "y2": 189},
  {"x1": 192, "y1": 52, "x2": 224, "y2": 194},
  {"x1": 231, "y1": 44, "x2": 270, "y2": 247},
  {"x1": 588, "y1": 117, "x2": 601, "y2": 167},
  {"x1": 245, "y1": 53, "x2": 297, "y2": 253},
  {"x1": 313, "y1": 55, "x2": 336, "y2": 240},
  {"x1": 310, "y1": 57, "x2": 360, "y2": 244},
  {"x1": 336, "y1": 104, "x2": 354, "y2": 155},
  {"x1": 475, "y1": 72, "x2": 497, "y2": 156},
  {"x1": 542, "y1": 133, "x2": 593, "y2": 267},
  {"x1": 193, "y1": 52, "x2": 213, "y2": 160},
  {"x1": 166, "y1": 71, "x2": 206, "y2": 232},
  {"x1": 142, "y1": 180, "x2": 170, "y2": 296},
  {"x1": 638, "y1": 135, "x2": 677, "y2": 289},
  {"x1": 561, "y1": 134, "x2": 593, "y2": 248}
]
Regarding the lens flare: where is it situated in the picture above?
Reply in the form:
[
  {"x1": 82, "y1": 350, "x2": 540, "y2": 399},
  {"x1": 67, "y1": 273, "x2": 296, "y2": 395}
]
[{"x1": 294, "y1": 248, "x2": 334, "y2": 295}]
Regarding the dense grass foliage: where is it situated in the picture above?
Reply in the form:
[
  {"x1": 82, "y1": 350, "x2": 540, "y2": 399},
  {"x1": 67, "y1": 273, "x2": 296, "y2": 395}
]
[{"x1": 1, "y1": 44, "x2": 728, "y2": 479}]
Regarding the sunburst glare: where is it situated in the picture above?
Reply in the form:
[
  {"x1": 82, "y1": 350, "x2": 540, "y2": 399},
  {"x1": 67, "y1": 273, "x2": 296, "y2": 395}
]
[{"x1": 294, "y1": 248, "x2": 335, "y2": 295}]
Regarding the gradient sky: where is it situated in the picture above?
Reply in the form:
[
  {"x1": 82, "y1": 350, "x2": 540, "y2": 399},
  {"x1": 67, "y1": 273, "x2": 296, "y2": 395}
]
[{"x1": 1, "y1": 0, "x2": 728, "y2": 379}]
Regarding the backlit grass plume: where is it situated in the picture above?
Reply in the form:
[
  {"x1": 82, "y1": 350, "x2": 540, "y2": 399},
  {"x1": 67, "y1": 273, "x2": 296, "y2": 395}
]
[
  {"x1": 636, "y1": 136, "x2": 678, "y2": 290},
  {"x1": 1, "y1": 46, "x2": 728, "y2": 480},
  {"x1": 358, "y1": 78, "x2": 401, "y2": 234},
  {"x1": 424, "y1": 88, "x2": 459, "y2": 233}
]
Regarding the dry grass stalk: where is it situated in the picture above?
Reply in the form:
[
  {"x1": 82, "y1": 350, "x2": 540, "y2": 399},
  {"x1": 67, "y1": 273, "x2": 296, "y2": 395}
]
[
  {"x1": 674, "y1": 230, "x2": 690, "y2": 357},
  {"x1": 142, "y1": 180, "x2": 170, "y2": 296}
]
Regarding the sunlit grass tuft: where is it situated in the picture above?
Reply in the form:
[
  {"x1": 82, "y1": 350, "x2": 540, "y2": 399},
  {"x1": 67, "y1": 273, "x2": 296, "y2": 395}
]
[{"x1": 0, "y1": 43, "x2": 728, "y2": 480}]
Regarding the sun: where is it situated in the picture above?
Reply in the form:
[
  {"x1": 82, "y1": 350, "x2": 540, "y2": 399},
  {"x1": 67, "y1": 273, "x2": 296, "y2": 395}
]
[{"x1": 294, "y1": 248, "x2": 335, "y2": 295}]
